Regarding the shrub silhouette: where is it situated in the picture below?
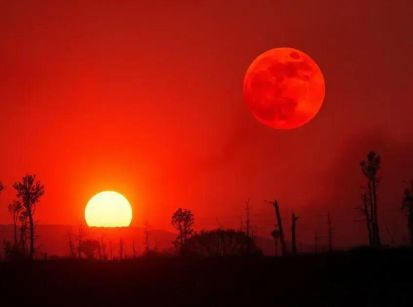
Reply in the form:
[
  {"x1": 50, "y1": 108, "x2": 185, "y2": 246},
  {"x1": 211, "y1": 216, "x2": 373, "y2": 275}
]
[{"x1": 183, "y1": 229, "x2": 261, "y2": 256}]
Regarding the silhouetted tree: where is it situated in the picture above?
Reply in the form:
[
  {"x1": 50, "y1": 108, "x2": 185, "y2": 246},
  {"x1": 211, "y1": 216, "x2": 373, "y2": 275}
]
[
  {"x1": 243, "y1": 200, "x2": 257, "y2": 254},
  {"x1": 360, "y1": 151, "x2": 381, "y2": 247},
  {"x1": 75, "y1": 223, "x2": 86, "y2": 259},
  {"x1": 402, "y1": 181, "x2": 413, "y2": 246},
  {"x1": 171, "y1": 208, "x2": 194, "y2": 254},
  {"x1": 291, "y1": 213, "x2": 299, "y2": 255},
  {"x1": 4, "y1": 198, "x2": 28, "y2": 259},
  {"x1": 8, "y1": 200, "x2": 22, "y2": 247},
  {"x1": 271, "y1": 229, "x2": 280, "y2": 256},
  {"x1": 360, "y1": 191, "x2": 373, "y2": 245},
  {"x1": 19, "y1": 210, "x2": 29, "y2": 254},
  {"x1": 13, "y1": 175, "x2": 44, "y2": 259},
  {"x1": 271, "y1": 200, "x2": 287, "y2": 256},
  {"x1": 184, "y1": 229, "x2": 261, "y2": 256},
  {"x1": 4, "y1": 188, "x2": 26, "y2": 260}
]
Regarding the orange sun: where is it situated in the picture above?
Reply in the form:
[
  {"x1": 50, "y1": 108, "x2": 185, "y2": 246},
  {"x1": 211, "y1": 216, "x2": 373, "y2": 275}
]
[
  {"x1": 243, "y1": 47, "x2": 325, "y2": 129},
  {"x1": 85, "y1": 191, "x2": 133, "y2": 227}
]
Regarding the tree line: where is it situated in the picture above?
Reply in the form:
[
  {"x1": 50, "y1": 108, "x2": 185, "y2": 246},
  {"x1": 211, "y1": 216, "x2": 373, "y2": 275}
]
[
  {"x1": 170, "y1": 151, "x2": 413, "y2": 255},
  {"x1": 1, "y1": 151, "x2": 413, "y2": 260}
]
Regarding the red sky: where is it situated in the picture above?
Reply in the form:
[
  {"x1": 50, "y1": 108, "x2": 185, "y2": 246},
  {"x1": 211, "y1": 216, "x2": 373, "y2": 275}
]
[{"x1": 0, "y1": 0, "x2": 412, "y2": 248}]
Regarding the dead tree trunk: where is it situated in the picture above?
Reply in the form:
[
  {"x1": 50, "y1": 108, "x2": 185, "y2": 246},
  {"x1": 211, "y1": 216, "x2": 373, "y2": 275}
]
[
  {"x1": 402, "y1": 184, "x2": 413, "y2": 246},
  {"x1": 271, "y1": 229, "x2": 280, "y2": 256},
  {"x1": 361, "y1": 151, "x2": 381, "y2": 247},
  {"x1": 273, "y1": 235, "x2": 278, "y2": 256},
  {"x1": 272, "y1": 200, "x2": 287, "y2": 256},
  {"x1": 371, "y1": 180, "x2": 381, "y2": 246},
  {"x1": 291, "y1": 213, "x2": 298, "y2": 255},
  {"x1": 367, "y1": 182, "x2": 375, "y2": 245},
  {"x1": 362, "y1": 192, "x2": 373, "y2": 246}
]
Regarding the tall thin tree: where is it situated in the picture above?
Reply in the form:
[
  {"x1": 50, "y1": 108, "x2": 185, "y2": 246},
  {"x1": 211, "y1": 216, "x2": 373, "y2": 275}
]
[
  {"x1": 402, "y1": 181, "x2": 413, "y2": 246},
  {"x1": 270, "y1": 200, "x2": 287, "y2": 256},
  {"x1": 361, "y1": 192, "x2": 373, "y2": 245},
  {"x1": 360, "y1": 151, "x2": 381, "y2": 247},
  {"x1": 13, "y1": 175, "x2": 45, "y2": 259},
  {"x1": 76, "y1": 223, "x2": 86, "y2": 259}
]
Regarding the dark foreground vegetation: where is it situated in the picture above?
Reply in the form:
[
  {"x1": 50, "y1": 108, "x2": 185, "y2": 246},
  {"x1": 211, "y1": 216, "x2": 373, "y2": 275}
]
[{"x1": 1, "y1": 248, "x2": 413, "y2": 307}]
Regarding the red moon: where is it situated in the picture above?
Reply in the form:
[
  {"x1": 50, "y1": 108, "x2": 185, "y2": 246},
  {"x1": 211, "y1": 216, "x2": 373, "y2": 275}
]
[{"x1": 243, "y1": 48, "x2": 325, "y2": 129}]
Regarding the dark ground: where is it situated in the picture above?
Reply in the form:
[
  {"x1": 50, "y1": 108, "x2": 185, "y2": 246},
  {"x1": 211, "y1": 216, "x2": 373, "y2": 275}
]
[{"x1": 1, "y1": 248, "x2": 413, "y2": 307}]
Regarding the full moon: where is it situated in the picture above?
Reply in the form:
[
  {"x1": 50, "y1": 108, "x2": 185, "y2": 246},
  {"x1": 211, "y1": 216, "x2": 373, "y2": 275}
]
[
  {"x1": 243, "y1": 47, "x2": 325, "y2": 129},
  {"x1": 85, "y1": 191, "x2": 133, "y2": 227}
]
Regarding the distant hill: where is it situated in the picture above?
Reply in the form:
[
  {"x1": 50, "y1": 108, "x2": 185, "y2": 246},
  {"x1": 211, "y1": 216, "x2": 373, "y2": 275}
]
[
  {"x1": 0, "y1": 224, "x2": 316, "y2": 258},
  {"x1": 0, "y1": 224, "x2": 176, "y2": 258}
]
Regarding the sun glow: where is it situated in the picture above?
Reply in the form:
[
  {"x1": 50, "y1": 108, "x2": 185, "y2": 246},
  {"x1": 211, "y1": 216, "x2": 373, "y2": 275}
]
[{"x1": 85, "y1": 191, "x2": 133, "y2": 227}]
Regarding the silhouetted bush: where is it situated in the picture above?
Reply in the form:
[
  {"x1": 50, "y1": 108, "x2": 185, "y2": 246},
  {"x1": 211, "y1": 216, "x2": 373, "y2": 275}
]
[{"x1": 183, "y1": 229, "x2": 262, "y2": 256}]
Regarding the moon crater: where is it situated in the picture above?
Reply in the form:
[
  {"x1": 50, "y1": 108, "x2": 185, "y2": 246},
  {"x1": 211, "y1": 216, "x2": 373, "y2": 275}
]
[{"x1": 243, "y1": 48, "x2": 325, "y2": 129}]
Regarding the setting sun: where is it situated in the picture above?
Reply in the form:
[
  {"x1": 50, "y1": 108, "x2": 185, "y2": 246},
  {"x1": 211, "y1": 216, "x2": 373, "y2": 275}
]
[{"x1": 85, "y1": 191, "x2": 133, "y2": 227}]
